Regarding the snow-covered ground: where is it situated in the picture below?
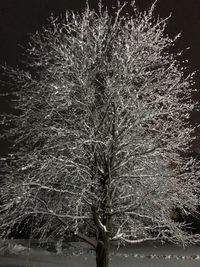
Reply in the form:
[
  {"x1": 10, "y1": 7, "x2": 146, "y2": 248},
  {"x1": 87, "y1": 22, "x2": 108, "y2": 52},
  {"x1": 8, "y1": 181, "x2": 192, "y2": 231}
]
[{"x1": 0, "y1": 240, "x2": 200, "y2": 267}]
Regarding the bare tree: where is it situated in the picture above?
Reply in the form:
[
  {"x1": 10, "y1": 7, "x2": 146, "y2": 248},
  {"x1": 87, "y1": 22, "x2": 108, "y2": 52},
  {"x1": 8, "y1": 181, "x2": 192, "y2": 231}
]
[{"x1": 0, "y1": 2, "x2": 199, "y2": 267}]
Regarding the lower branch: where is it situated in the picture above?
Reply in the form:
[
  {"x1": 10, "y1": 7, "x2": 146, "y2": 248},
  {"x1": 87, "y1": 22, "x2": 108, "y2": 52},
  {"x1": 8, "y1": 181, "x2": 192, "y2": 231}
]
[
  {"x1": 55, "y1": 214, "x2": 97, "y2": 248},
  {"x1": 75, "y1": 232, "x2": 97, "y2": 248},
  {"x1": 111, "y1": 233, "x2": 160, "y2": 244}
]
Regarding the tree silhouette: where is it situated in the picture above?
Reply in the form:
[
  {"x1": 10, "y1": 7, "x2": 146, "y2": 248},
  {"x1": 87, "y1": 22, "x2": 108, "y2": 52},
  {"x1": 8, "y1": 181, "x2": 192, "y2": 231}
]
[{"x1": 0, "y1": 2, "x2": 199, "y2": 267}]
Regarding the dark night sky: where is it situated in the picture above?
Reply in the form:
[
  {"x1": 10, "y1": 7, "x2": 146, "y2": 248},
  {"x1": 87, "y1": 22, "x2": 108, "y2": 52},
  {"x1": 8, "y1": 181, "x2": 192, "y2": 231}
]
[{"x1": 0, "y1": 0, "x2": 200, "y2": 154}]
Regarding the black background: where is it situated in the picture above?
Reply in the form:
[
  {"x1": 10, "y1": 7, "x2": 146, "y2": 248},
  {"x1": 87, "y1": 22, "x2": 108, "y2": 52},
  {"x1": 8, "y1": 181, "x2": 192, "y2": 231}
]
[{"x1": 1, "y1": 0, "x2": 200, "y2": 155}]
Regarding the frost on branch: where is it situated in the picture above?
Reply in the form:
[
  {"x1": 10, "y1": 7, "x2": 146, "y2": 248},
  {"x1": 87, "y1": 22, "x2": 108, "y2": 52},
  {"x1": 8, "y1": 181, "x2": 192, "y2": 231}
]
[{"x1": 0, "y1": 1, "x2": 199, "y2": 248}]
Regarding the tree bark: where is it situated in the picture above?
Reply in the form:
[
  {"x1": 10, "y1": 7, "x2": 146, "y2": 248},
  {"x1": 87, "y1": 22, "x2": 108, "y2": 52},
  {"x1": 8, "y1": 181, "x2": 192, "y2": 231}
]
[{"x1": 96, "y1": 236, "x2": 110, "y2": 267}]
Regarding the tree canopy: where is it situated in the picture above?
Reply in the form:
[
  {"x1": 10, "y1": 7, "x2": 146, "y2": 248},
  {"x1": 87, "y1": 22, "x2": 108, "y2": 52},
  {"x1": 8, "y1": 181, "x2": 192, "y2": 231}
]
[{"x1": 0, "y1": 2, "x2": 199, "y2": 267}]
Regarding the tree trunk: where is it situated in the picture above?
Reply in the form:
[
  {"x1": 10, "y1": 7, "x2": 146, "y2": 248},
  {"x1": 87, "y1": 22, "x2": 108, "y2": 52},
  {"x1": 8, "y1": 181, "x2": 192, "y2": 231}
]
[{"x1": 95, "y1": 236, "x2": 110, "y2": 267}]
